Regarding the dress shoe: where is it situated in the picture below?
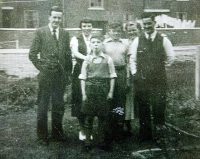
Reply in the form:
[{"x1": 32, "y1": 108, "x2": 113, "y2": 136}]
[
  {"x1": 37, "y1": 138, "x2": 49, "y2": 146},
  {"x1": 51, "y1": 134, "x2": 67, "y2": 142}
]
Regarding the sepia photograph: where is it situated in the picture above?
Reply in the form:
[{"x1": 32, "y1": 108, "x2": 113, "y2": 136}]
[{"x1": 0, "y1": 0, "x2": 200, "y2": 158}]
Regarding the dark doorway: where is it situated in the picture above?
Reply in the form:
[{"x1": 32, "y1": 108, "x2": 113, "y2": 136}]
[
  {"x1": 92, "y1": 21, "x2": 108, "y2": 35},
  {"x1": 2, "y1": 9, "x2": 13, "y2": 28}
]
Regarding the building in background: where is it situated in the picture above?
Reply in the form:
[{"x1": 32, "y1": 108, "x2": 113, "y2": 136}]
[
  {"x1": 0, "y1": 0, "x2": 199, "y2": 29},
  {"x1": 0, "y1": 0, "x2": 52, "y2": 28}
]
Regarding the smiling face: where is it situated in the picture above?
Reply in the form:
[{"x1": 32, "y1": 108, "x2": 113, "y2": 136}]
[
  {"x1": 126, "y1": 22, "x2": 138, "y2": 37},
  {"x1": 49, "y1": 11, "x2": 63, "y2": 29},
  {"x1": 142, "y1": 17, "x2": 155, "y2": 34},
  {"x1": 81, "y1": 22, "x2": 93, "y2": 37}
]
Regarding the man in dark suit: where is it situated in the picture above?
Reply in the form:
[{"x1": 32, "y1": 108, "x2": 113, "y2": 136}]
[{"x1": 29, "y1": 6, "x2": 72, "y2": 144}]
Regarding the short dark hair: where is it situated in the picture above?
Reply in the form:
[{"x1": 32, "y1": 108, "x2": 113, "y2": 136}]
[
  {"x1": 49, "y1": 6, "x2": 63, "y2": 15},
  {"x1": 108, "y1": 22, "x2": 123, "y2": 31},
  {"x1": 90, "y1": 32, "x2": 104, "y2": 41},
  {"x1": 141, "y1": 12, "x2": 156, "y2": 21},
  {"x1": 79, "y1": 17, "x2": 93, "y2": 28}
]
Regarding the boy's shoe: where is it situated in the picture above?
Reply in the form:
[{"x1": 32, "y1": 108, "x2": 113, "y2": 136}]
[
  {"x1": 82, "y1": 144, "x2": 92, "y2": 153},
  {"x1": 97, "y1": 143, "x2": 112, "y2": 152},
  {"x1": 97, "y1": 145, "x2": 112, "y2": 152},
  {"x1": 51, "y1": 134, "x2": 67, "y2": 142},
  {"x1": 79, "y1": 131, "x2": 86, "y2": 141},
  {"x1": 37, "y1": 138, "x2": 49, "y2": 146}
]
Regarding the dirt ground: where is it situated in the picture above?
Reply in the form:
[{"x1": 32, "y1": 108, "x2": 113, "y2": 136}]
[{"x1": 0, "y1": 61, "x2": 200, "y2": 159}]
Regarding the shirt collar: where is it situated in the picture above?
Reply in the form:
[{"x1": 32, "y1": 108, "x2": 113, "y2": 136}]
[
  {"x1": 104, "y1": 37, "x2": 122, "y2": 43},
  {"x1": 145, "y1": 31, "x2": 157, "y2": 41},
  {"x1": 82, "y1": 33, "x2": 91, "y2": 42},
  {"x1": 91, "y1": 51, "x2": 106, "y2": 58},
  {"x1": 48, "y1": 23, "x2": 59, "y2": 33}
]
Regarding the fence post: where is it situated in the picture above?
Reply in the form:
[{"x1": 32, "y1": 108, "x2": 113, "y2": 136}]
[
  {"x1": 195, "y1": 46, "x2": 200, "y2": 100},
  {"x1": 16, "y1": 40, "x2": 19, "y2": 49}
]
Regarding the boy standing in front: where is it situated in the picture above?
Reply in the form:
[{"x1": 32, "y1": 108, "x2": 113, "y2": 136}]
[{"x1": 79, "y1": 33, "x2": 117, "y2": 151}]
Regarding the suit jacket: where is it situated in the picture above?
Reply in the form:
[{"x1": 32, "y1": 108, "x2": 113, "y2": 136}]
[{"x1": 29, "y1": 26, "x2": 72, "y2": 81}]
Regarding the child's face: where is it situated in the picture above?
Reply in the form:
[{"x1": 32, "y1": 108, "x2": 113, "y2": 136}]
[
  {"x1": 90, "y1": 38, "x2": 103, "y2": 53},
  {"x1": 108, "y1": 28, "x2": 121, "y2": 40},
  {"x1": 127, "y1": 22, "x2": 138, "y2": 37}
]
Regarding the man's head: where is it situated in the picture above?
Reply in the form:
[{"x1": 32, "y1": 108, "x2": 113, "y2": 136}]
[
  {"x1": 49, "y1": 6, "x2": 63, "y2": 29},
  {"x1": 79, "y1": 18, "x2": 93, "y2": 37},
  {"x1": 107, "y1": 23, "x2": 122, "y2": 40},
  {"x1": 90, "y1": 32, "x2": 104, "y2": 53},
  {"x1": 141, "y1": 13, "x2": 156, "y2": 34}
]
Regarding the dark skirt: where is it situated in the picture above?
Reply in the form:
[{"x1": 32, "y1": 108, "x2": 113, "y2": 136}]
[
  {"x1": 81, "y1": 78, "x2": 110, "y2": 117},
  {"x1": 112, "y1": 67, "x2": 127, "y2": 109},
  {"x1": 71, "y1": 62, "x2": 82, "y2": 117}
]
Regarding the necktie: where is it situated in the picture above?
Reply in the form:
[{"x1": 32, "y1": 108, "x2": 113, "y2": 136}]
[
  {"x1": 148, "y1": 34, "x2": 152, "y2": 42},
  {"x1": 53, "y1": 29, "x2": 59, "y2": 48},
  {"x1": 53, "y1": 29, "x2": 57, "y2": 41}
]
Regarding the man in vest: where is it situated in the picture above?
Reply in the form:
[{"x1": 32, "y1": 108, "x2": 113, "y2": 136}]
[{"x1": 129, "y1": 13, "x2": 174, "y2": 142}]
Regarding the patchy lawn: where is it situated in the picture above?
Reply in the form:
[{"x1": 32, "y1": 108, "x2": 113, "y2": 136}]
[{"x1": 0, "y1": 60, "x2": 200, "y2": 159}]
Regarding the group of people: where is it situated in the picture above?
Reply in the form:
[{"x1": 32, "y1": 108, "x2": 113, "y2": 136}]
[{"x1": 29, "y1": 6, "x2": 174, "y2": 151}]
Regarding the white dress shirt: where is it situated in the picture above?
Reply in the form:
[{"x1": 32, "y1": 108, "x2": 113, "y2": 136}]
[
  {"x1": 48, "y1": 24, "x2": 59, "y2": 40},
  {"x1": 129, "y1": 31, "x2": 175, "y2": 75}
]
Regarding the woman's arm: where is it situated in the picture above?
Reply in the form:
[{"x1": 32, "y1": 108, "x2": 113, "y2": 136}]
[{"x1": 70, "y1": 36, "x2": 87, "y2": 60}]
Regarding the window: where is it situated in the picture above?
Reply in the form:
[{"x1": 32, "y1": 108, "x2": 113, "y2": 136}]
[
  {"x1": 176, "y1": 12, "x2": 187, "y2": 21},
  {"x1": 89, "y1": 0, "x2": 104, "y2": 10},
  {"x1": 123, "y1": 14, "x2": 133, "y2": 21},
  {"x1": 24, "y1": 10, "x2": 39, "y2": 28},
  {"x1": 2, "y1": 7, "x2": 14, "y2": 28}
]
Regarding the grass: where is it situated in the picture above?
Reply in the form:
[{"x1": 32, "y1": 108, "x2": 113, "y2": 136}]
[{"x1": 0, "y1": 60, "x2": 200, "y2": 159}]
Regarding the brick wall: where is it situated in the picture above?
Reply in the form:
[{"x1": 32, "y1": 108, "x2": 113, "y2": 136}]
[{"x1": 0, "y1": 28, "x2": 200, "y2": 49}]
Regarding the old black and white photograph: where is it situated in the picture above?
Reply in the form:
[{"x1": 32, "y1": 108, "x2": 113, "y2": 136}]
[{"x1": 0, "y1": 0, "x2": 200, "y2": 158}]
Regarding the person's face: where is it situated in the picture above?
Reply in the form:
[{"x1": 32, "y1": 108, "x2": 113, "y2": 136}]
[
  {"x1": 142, "y1": 17, "x2": 155, "y2": 34},
  {"x1": 127, "y1": 22, "x2": 138, "y2": 37},
  {"x1": 49, "y1": 11, "x2": 63, "y2": 29},
  {"x1": 108, "y1": 28, "x2": 121, "y2": 40},
  {"x1": 81, "y1": 22, "x2": 93, "y2": 36},
  {"x1": 90, "y1": 38, "x2": 103, "y2": 53}
]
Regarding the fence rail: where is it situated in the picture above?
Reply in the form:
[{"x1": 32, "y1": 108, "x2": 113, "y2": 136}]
[{"x1": 0, "y1": 40, "x2": 19, "y2": 49}]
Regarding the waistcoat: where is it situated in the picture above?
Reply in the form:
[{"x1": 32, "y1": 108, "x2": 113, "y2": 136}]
[
  {"x1": 136, "y1": 33, "x2": 167, "y2": 87},
  {"x1": 76, "y1": 34, "x2": 87, "y2": 64}
]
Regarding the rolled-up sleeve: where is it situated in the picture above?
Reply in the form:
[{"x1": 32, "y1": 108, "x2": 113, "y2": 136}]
[
  {"x1": 78, "y1": 60, "x2": 88, "y2": 80},
  {"x1": 128, "y1": 37, "x2": 139, "y2": 75},
  {"x1": 163, "y1": 37, "x2": 175, "y2": 63},
  {"x1": 70, "y1": 36, "x2": 78, "y2": 57},
  {"x1": 107, "y1": 56, "x2": 117, "y2": 78}
]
